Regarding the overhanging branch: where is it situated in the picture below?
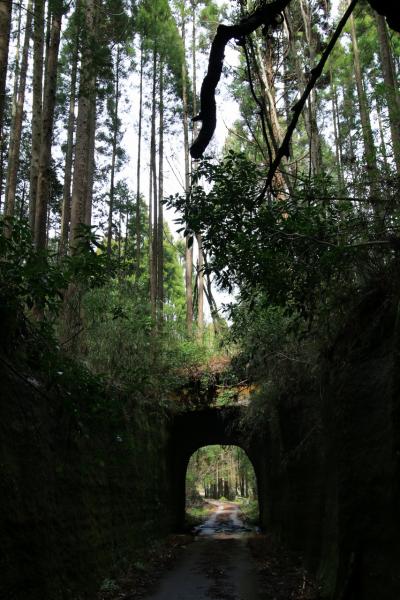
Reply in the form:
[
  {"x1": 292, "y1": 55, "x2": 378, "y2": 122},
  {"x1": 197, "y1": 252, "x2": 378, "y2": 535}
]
[{"x1": 190, "y1": 0, "x2": 291, "y2": 159}]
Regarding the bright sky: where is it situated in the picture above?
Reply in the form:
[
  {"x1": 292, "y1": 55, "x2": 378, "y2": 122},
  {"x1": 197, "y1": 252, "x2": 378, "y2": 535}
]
[
  {"x1": 118, "y1": 11, "x2": 241, "y2": 320},
  {"x1": 118, "y1": 0, "x2": 344, "y2": 319},
  {"x1": 120, "y1": 38, "x2": 241, "y2": 235}
]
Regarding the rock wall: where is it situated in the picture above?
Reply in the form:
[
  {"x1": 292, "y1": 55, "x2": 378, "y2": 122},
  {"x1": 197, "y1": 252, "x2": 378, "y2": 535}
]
[
  {"x1": 1, "y1": 291, "x2": 399, "y2": 600},
  {"x1": 256, "y1": 292, "x2": 400, "y2": 599},
  {"x1": 0, "y1": 363, "x2": 174, "y2": 599}
]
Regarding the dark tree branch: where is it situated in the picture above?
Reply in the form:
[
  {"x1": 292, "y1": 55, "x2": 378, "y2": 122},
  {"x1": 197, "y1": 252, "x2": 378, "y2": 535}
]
[
  {"x1": 368, "y1": 0, "x2": 400, "y2": 32},
  {"x1": 263, "y1": 0, "x2": 358, "y2": 192},
  {"x1": 190, "y1": 0, "x2": 396, "y2": 168},
  {"x1": 190, "y1": 0, "x2": 291, "y2": 159}
]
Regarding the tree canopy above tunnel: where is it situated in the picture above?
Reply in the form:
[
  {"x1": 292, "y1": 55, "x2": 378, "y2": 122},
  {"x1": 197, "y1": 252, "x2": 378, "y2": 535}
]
[{"x1": 191, "y1": 0, "x2": 400, "y2": 168}]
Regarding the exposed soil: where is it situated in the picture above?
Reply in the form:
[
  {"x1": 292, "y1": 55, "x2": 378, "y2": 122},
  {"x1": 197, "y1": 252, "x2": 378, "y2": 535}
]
[{"x1": 99, "y1": 502, "x2": 320, "y2": 600}]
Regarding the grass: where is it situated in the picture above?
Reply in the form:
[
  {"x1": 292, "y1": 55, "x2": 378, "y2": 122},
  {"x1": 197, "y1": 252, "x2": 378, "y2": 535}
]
[
  {"x1": 237, "y1": 498, "x2": 259, "y2": 526},
  {"x1": 185, "y1": 500, "x2": 215, "y2": 528}
]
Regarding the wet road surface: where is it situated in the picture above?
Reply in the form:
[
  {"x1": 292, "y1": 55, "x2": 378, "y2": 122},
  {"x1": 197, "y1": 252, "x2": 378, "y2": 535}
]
[{"x1": 145, "y1": 501, "x2": 260, "y2": 600}]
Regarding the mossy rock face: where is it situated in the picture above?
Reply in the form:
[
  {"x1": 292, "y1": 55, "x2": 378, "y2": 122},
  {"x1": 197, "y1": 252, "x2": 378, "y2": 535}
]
[
  {"x1": 1, "y1": 294, "x2": 400, "y2": 600},
  {"x1": 252, "y1": 295, "x2": 400, "y2": 600},
  {"x1": 0, "y1": 364, "x2": 175, "y2": 600}
]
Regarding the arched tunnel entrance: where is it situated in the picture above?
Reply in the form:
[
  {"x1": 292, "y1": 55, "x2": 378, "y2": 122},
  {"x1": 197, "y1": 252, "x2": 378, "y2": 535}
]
[
  {"x1": 170, "y1": 406, "x2": 267, "y2": 531},
  {"x1": 185, "y1": 444, "x2": 259, "y2": 529}
]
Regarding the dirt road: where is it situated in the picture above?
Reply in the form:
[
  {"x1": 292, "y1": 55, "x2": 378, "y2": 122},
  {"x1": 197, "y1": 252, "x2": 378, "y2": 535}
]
[
  {"x1": 145, "y1": 501, "x2": 258, "y2": 600},
  {"x1": 101, "y1": 502, "x2": 319, "y2": 600}
]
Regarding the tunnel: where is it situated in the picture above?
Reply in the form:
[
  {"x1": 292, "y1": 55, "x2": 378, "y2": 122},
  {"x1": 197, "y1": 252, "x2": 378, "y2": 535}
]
[{"x1": 169, "y1": 406, "x2": 268, "y2": 531}]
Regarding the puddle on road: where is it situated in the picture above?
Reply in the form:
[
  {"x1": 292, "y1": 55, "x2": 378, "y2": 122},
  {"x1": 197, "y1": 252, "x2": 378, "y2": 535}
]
[
  {"x1": 193, "y1": 502, "x2": 257, "y2": 540},
  {"x1": 144, "y1": 502, "x2": 261, "y2": 599}
]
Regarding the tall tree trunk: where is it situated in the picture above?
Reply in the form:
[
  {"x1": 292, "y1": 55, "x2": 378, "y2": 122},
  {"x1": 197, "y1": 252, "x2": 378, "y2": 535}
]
[
  {"x1": 181, "y1": 10, "x2": 193, "y2": 333},
  {"x1": 375, "y1": 13, "x2": 400, "y2": 173},
  {"x1": 285, "y1": 10, "x2": 322, "y2": 176},
  {"x1": 148, "y1": 134, "x2": 153, "y2": 289},
  {"x1": 59, "y1": 28, "x2": 79, "y2": 255},
  {"x1": 0, "y1": 0, "x2": 12, "y2": 163},
  {"x1": 34, "y1": 2, "x2": 63, "y2": 249},
  {"x1": 343, "y1": 84, "x2": 358, "y2": 188},
  {"x1": 85, "y1": 89, "x2": 96, "y2": 227},
  {"x1": 107, "y1": 45, "x2": 120, "y2": 257},
  {"x1": 376, "y1": 98, "x2": 389, "y2": 171},
  {"x1": 70, "y1": 0, "x2": 96, "y2": 254},
  {"x1": 349, "y1": 8, "x2": 378, "y2": 188},
  {"x1": 63, "y1": 0, "x2": 96, "y2": 352},
  {"x1": 192, "y1": 4, "x2": 204, "y2": 331},
  {"x1": 203, "y1": 258, "x2": 220, "y2": 334},
  {"x1": 4, "y1": 0, "x2": 32, "y2": 222},
  {"x1": 254, "y1": 40, "x2": 291, "y2": 192},
  {"x1": 1, "y1": 0, "x2": 20, "y2": 214},
  {"x1": 29, "y1": 0, "x2": 45, "y2": 231},
  {"x1": 150, "y1": 47, "x2": 158, "y2": 319},
  {"x1": 196, "y1": 233, "x2": 204, "y2": 332},
  {"x1": 157, "y1": 60, "x2": 164, "y2": 319},
  {"x1": 330, "y1": 70, "x2": 344, "y2": 188},
  {"x1": 298, "y1": 0, "x2": 322, "y2": 176},
  {"x1": 135, "y1": 43, "x2": 143, "y2": 276}
]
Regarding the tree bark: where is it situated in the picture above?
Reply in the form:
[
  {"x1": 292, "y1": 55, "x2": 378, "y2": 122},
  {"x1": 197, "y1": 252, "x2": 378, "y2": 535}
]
[
  {"x1": 107, "y1": 45, "x2": 120, "y2": 257},
  {"x1": 190, "y1": 0, "x2": 291, "y2": 158},
  {"x1": 0, "y1": 3, "x2": 22, "y2": 214},
  {"x1": 192, "y1": 4, "x2": 204, "y2": 331},
  {"x1": 0, "y1": 0, "x2": 12, "y2": 156},
  {"x1": 375, "y1": 13, "x2": 400, "y2": 174},
  {"x1": 157, "y1": 60, "x2": 164, "y2": 319},
  {"x1": 84, "y1": 89, "x2": 96, "y2": 227},
  {"x1": 2, "y1": 0, "x2": 20, "y2": 215},
  {"x1": 69, "y1": 0, "x2": 96, "y2": 254},
  {"x1": 150, "y1": 47, "x2": 158, "y2": 319},
  {"x1": 265, "y1": 0, "x2": 358, "y2": 189},
  {"x1": 29, "y1": 0, "x2": 45, "y2": 231},
  {"x1": 34, "y1": 2, "x2": 63, "y2": 249},
  {"x1": 349, "y1": 8, "x2": 378, "y2": 187},
  {"x1": 376, "y1": 98, "x2": 389, "y2": 171},
  {"x1": 253, "y1": 39, "x2": 291, "y2": 192},
  {"x1": 330, "y1": 70, "x2": 344, "y2": 188},
  {"x1": 135, "y1": 43, "x2": 143, "y2": 276},
  {"x1": 285, "y1": 8, "x2": 321, "y2": 176},
  {"x1": 5, "y1": 0, "x2": 32, "y2": 222},
  {"x1": 181, "y1": 9, "x2": 193, "y2": 333},
  {"x1": 298, "y1": 0, "x2": 322, "y2": 176},
  {"x1": 59, "y1": 27, "x2": 79, "y2": 256},
  {"x1": 196, "y1": 233, "x2": 204, "y2": 332}
]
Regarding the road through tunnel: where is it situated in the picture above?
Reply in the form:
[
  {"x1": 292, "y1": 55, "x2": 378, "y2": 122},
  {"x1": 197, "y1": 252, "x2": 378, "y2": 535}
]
[{"x1": 169, "y1": 406, "x2": 268, "y2": 531}]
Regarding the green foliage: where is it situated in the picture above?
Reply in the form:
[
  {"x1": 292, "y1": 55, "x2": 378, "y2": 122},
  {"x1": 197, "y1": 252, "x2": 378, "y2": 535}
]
[
  {"x1": 82, "y1": 276, "x2": 220, "y2": 396},
  {"x1": 0, "y1": 218, "x2": 112, "y2": 329},
  {"x1": 0, "y1": 218, "x2": 66, "y2": 322},
  {"x1": 185, "y1": 503, "x2": 213, "y2": 525},
  {"x1": 137, "y1": 0, "x2": 185, "y2": 98},
  {"x1": 186, "y1": 445, "x2": 257, "y2": 502},
  {"x1": 168, "y1": 151, "x2": 400, "y2": 319},
  {"x1": 237, "y1": 498, "x2": 259, "y2": 525}
]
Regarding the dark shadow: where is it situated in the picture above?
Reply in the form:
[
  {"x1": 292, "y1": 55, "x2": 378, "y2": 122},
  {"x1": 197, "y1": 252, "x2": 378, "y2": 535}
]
[{"x1": 169, "y1": 407, "x2": 267, "y2": 531}]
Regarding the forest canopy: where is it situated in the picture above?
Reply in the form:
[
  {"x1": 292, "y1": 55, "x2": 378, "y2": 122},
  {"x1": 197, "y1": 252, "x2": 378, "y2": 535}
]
[{"x1": 0, "y1": 0, "x2": 399, "y2": 413}]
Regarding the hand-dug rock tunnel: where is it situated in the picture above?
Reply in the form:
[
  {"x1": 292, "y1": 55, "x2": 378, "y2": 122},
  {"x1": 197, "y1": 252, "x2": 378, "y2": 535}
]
[
  {"x1": 1, "y1": 290, "x2": 400, "y2": 600},
  {"x1": 170, "y1": 406, "x2": 265, "y2": 530}
]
